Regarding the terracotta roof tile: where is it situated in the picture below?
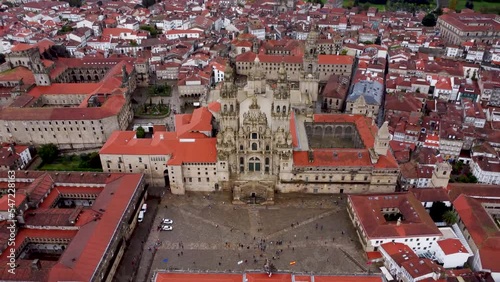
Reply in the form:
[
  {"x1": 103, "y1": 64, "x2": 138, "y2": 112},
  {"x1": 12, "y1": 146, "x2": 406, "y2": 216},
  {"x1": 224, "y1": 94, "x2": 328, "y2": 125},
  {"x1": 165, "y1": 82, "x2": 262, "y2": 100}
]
[
  {"x1": 436, "y1": 238, "x2": 468, "y2": 255},
  {"x1": 349, "y1": 192, "x2": 441, "y2": 239},
  {"x1": 318, "y1": 55, "x2": 354, "y2": 65}
]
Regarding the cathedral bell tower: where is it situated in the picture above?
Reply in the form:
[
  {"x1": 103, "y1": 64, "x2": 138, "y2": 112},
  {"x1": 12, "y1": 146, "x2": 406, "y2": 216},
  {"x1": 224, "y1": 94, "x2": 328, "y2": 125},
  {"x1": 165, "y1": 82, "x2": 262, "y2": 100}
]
[
  {"x1": 219, "y1": 62, "x2": 239, "y2": 131},
  {"x1": 374, "y1": 121, "x2": 390, "y2": 156},
  {"x1": 431, "y1": 162, "x2": 452, "y2": 188},
  {"x1": 303, "y1": 24, "x2": 319, "y2": 74},
  {"x1": 272, "y1": 62, "x2": 291, "y2": 131}
]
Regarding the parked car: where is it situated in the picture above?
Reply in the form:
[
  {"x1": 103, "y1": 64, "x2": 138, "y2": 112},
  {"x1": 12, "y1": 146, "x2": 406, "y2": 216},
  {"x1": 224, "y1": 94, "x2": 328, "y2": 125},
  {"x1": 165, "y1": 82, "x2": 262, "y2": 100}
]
[
  {"x1": 138, "y1": 210, "x2": 145, "y2": 222},
  {"x1": 141, "y1": 203, "x2": 147, "y2": 212},
  {"x1": 162, "y1": 218, "x2": 173, "y2": 225},
  {"x1": 162, "y1": 225, "x2": 173, "y2": 231}
]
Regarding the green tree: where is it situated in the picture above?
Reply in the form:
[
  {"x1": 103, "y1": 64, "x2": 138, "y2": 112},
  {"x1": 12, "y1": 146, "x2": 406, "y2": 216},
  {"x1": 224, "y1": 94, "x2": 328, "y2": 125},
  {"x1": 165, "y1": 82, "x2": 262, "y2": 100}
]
[
  {"x1": 435, "y1": 7, "x2": 443, "y2": 15},
  {"x1": 38, "y1": 143, "x2": 59, "y2": 163},
  {"x1": 448, "y1": 0, "x2": 457, "y2": 10},
  {"x1": 465, "y1": 1, "x2": 473, "y2": 9},
  {"x1": 136, "y1": 126, "x2": 146, "y2": 138},
  {"x1": 442, "y1": 210, "x2": 458, "y2": 225},
  {"x1": 422, "y1": 13, "x2": 437, "y2": 27},
  {"x1": 429, "y1": 201, "x2": 450, "y2": 222}
]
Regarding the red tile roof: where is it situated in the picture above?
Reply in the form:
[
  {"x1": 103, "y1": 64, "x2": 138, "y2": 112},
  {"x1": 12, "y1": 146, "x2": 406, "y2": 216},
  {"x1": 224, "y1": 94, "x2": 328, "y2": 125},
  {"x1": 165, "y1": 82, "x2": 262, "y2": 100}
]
[
  {"x1": 2, "y1": 59, "x2": 133, "y2": 121},
  {"x1": 247, "y1": 273, "x2": 292, "y2": 282},
  {"x1": 10, "y1": 43, "x2": 35, "y2": 52},
  {"x1": 437, "y1": 238, "x2": 468, "y2": 255},
  {"x1": 0, "y1": 172, "x2": 144, "y2": 282},
  {"x1": 294, "y1": 149, "x2": 372, "y2": 167},
  {"x1": 409, "y1": 188, "x2": 450, "y2": 203},
  {"x1": 313, "y1": 114, "x2": 377, "y2": 147},
  {"x1": 0, "y1": 66, "x2": 35, "y2": 85},
  {"x1": 380, "y1": 242, "x2": 417, "y2": 265},
  {"x1": 453, "y1": 194, "x2": 500, "y2": 272},
  {"x1": 0, "y1": 193, "x2": 26, "y2": 211},
  {"x1": 208, "y1": 101, "x2": 221, "y2": 113},
  {"x1": 175, "y1": 107, "x2": 213, "y2": 137},
  {"x1": 154, "y1": 273, "x2": 243, "y2": 282},
  {"x1": 349, "y1": 192, "x2": 442, "y2": 239},
  {"x1": 318, "y1": 55, "x2": 354, "y2": 65},
  {"x1": 100, "y1": 131, "x2": 217, "y2": 165}
]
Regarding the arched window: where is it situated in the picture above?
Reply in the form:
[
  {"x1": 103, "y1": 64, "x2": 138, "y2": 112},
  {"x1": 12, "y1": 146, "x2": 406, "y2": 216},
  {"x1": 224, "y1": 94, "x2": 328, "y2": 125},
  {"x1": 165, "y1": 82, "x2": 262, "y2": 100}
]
[
  {"x1": 230, "y1": 104, "x2": 234, "y2": 112},
  {"x1": 223, "y1": 104, "x2": 228, "y2": 112},
  {"x1": 239, "y1": 145, "x2": 243, "y2": 151},
  {"x1": 251, "y1": 142, "x2": 258, "y2": 150},
  {"x1": 248, "y1": 157, "x2": 261, "y2": 172},
  {"x1": 265, "y1": 145, "x2": 270, "y2": 151},
  {"x1": 265, "y1": 157, "x2": 270, "y2": 173},
  {"x1": 277, "y1": 106, "x2": 280, "y2": 113},
  {"x1": 239, "y1": 157, "x2": 244, "y2": 172},
  {"x1": 282, "y1": 106, "x2": 286, "y2": 113}
]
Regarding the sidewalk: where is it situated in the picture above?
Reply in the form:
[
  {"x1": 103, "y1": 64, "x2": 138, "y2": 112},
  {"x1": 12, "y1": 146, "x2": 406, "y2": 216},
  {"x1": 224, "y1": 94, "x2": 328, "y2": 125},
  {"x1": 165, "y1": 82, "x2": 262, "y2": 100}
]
[
  {"x1": 112, "y1": 198, "x2": 160, "y2": 282},
  {"x1": 135, "y1": 202, "x2": 164, "y2": 282}
]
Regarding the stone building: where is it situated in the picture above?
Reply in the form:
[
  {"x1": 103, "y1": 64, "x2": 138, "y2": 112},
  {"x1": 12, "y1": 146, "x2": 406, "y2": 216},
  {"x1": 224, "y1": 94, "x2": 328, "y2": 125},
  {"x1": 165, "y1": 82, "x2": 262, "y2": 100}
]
[
  {"x1": 0, "y1": 43, "x2": 136, "y2": 149},
  {"x1": 0, "y1": 171, "x2": 146, "y2": 282},
  {"x1": 346, "y1": 80, "x2": 384, "y2": 119},
  {"x1": 321, "y1": 74, "x2": 350, "y2": 112},
  {"x1": 437, "y1": 13, "x2": 500, "y2": 45},
  {"x1": 235, "y1": 28, "x2": 352, "y2": 83},
  {"x1": 100, "y1": 61, "x2": 399, "y2": 204}
]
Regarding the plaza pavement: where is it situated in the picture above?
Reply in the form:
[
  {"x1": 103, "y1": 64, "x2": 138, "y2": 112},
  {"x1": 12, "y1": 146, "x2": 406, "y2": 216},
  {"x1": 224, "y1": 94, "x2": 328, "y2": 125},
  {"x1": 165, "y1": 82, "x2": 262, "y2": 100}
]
[{"x1": 134, "y1": 192, "x2": 376, "y2": 282}]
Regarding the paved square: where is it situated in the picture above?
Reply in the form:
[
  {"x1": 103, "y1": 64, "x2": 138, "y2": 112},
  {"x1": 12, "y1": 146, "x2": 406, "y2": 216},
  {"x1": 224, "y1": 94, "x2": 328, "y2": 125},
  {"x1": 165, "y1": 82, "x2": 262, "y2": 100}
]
[{"x1": 145, "y1": 192, "x2": 372, "y2": 279}]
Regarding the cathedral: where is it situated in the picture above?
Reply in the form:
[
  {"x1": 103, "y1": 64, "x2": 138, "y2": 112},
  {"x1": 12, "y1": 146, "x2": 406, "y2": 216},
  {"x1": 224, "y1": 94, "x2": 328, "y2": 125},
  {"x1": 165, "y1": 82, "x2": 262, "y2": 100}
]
[
  {"x1": 100, "y1": 31, "x2": 400, "y2": 204},
  {"x1": 211, "y1": 57, "x2": 400, "y2": 204}
]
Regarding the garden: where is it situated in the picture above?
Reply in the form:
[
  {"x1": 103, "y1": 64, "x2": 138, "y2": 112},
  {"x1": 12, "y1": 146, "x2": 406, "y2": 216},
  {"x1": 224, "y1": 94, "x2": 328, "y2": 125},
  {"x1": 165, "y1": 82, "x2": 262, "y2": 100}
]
[
  {"x1": 37, "y1": 144, "x2": 102, "y2": 171},
  {"x1": 135, "y1": 99, "x2": 170, "y2": 117},
  {"x1": 148, "y1": 84, "x2": 172, "y2": 97}
]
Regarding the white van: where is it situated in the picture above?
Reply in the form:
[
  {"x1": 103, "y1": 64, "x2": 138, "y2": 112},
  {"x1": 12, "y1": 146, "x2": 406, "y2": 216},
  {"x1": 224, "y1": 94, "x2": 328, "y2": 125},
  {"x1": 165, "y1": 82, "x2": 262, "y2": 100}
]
[
  {"x1": 141, "y1": 203, "x2": 147, "y2": 213},
  {"x1": 138, "y1": 210, "x2": 145, "y2": 222}
]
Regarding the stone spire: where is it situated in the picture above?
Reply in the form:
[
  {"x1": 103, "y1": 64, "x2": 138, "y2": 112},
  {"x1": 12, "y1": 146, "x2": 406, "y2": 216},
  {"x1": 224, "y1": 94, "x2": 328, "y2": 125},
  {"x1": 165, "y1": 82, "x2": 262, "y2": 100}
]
[
  {"x1": 225, "y1": 60, "x2": 234, "y2": 82},
  {"x1": 374, "y1": 121, "x2": 390, "y2": 156},
  {"x1": 250, "y1": 95, "x2": 259, "y2": 109},
  {"x1": 121, "y1": 64, "x2": 129, "y2": 85}
]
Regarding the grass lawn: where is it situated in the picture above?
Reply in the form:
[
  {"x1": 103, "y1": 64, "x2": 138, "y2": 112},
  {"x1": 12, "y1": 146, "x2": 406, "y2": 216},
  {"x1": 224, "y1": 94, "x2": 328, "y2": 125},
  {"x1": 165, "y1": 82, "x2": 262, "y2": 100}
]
[
  {"x1": 342, "y1": 0, "x2": 386, "y2": 11},
  {"x1": 38, "y1": 155, "x2": 102, "y2": 172},
  {"x1": 455, "y1": 0, "x2": 500, "y2": 11}
]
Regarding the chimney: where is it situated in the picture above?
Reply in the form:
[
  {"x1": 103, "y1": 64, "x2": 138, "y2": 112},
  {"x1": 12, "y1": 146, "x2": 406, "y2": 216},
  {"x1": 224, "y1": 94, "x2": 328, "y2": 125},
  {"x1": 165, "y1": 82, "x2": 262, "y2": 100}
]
[
  {"x1": 32, "y1": 259, "x2": 41, "y2": 270},
  {"x1": 396, "y1": 217, "x2": 401, "y2": 226}
]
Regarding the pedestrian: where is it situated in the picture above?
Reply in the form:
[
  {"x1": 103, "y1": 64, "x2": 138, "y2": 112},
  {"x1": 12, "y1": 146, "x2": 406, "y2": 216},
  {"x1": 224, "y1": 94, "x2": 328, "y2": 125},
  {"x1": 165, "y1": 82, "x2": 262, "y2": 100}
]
[
  {"x1": 181, "y1": 251, "x2": 183, "y2": 255},
  {"x1": 342, "y1": 231, "x2": 344, "y2": 235}
]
